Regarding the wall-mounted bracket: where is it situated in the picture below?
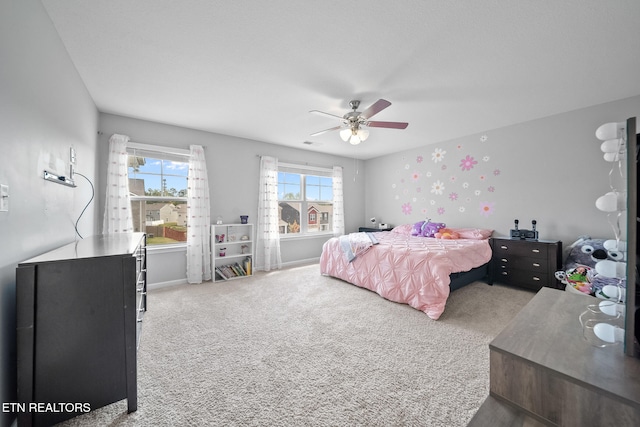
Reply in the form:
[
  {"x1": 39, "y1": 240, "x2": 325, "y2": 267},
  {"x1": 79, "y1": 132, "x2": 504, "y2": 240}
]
[
  {"x1": 44, "y1": 170, "x2": 76, "y2": 188},
  {"x1": 0, "y1": 184, "x2": 8, "y2": 212}
]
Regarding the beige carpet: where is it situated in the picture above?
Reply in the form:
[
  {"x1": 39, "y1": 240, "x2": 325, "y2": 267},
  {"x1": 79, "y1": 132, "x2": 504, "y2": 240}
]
[{"x1": 59, "y1": 263, "x2": 535, "y2": 427}]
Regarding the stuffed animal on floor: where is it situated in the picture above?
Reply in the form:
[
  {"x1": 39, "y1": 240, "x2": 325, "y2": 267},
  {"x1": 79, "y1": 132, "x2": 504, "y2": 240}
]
[
  {"x1": 559, "y1": 236, "x2": 626, "y2": 298},
  {"x1": 434, "y1": 228, "x2": 460, "y2": 239}
]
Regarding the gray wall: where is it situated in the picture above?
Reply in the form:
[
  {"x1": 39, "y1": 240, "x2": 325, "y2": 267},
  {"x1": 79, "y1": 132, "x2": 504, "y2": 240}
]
[
  {"x1": 0, "y1": 1, "x2": 99, "y2": 426},
  {"x1": 98, "y1": 113, "x2": 366, "y2": 286},
  {"x1": 364, "y1": 96, "x2": 640, "y2": 245}
]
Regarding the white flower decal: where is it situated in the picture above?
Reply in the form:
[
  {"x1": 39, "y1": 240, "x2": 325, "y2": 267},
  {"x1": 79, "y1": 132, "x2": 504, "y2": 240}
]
[
  {"x1": 432, "y1": 148, "x2": 446, "y2": 163},
  {"x1": 431, "y1": 180, "x2": 445, "y2": 195}
]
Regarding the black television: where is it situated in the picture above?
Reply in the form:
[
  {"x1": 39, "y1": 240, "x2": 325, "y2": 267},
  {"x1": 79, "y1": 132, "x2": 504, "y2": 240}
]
[{"x1": 624, "y1": 117, "x2": 639, "y2": 357}]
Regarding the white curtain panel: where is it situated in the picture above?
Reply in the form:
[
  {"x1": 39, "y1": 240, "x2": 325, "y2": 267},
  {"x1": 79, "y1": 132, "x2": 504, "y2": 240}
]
[
  {"x1": 332, "y1": 166, "x2": 345, "y2": 236},
  {"x1": 257, "y1": 156, "x2": 282, "y2": 271},
  {"x1": 186, "y1": 145, "x2": 212, "y2": 284},
  {"x1": 103, "y1": 134, "x2": 134, "y2": 234}
]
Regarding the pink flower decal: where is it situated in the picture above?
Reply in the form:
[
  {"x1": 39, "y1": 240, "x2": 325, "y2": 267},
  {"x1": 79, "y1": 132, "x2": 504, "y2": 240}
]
[
  {"x1": 401, "y1": 202, "x2": 412, "y2": 215},
  {"x1": 411, "y1": 171, "x2": 421, "y2": 181},
  {"x1": 460, "y1": 155, "x2": 478, "y2": 171},
  {"x1": 437, "y1": 207, "x2": 445, "y2": 215},
  {"x1": 479, "y1": 201, "x2": 495, "y2": 217},
  {"x1": 449, "y1": 192, "x2": 458, "y2": 201},
  {"x1": 416, "y1": 155, "x2": 424, "y2": 163},
  {"x1": 493, "y1": 169, "x2": 501, "y2": 176}
]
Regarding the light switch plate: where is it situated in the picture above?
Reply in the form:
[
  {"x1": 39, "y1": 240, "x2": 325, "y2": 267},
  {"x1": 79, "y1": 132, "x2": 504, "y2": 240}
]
[
  {"x1": 0, "y1": 184, "x2": 8, "y2": 212},
  {"x1": 70, "y1": 147, "x2": 77, "y2": 164}
]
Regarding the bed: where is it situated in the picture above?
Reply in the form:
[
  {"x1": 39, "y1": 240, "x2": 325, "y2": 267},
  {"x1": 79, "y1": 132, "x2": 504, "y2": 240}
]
[{"x1": 319, "y1": 224, "x2": 493, "y2": 319}]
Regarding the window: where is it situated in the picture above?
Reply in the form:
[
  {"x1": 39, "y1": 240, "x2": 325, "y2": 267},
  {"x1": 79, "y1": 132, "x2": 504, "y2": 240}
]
[
  {"x1": 127, "y1": 143, "x2": 190, "y2": 246},
  {"x1": 277, "y1": 163, "x2": 334, "y2": 236}
]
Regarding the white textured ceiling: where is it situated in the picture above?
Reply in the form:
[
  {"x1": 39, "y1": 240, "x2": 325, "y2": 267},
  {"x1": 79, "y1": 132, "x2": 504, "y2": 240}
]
[{"x1": 41, "y1": 0, "x2": 640, "y2": 159}]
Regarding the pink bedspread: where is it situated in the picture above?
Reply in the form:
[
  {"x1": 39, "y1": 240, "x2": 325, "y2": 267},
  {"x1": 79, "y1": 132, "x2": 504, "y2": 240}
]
[{"x1": 319, "y1": 232, "x2": 492, "y2": 319}]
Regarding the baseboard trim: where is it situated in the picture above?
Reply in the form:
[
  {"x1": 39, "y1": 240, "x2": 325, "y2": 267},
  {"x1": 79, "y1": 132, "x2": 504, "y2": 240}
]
[
  {"x1": 148, "y1": 278, "x2": 188, "y2": 290},
  {"x1": 282, "y1": 257, "x2": 320, "y2": 268},
  {"x1": 255, "y1": 257, "x2": 320, "y2": 272},
  {"x1": 148, "y1": 258, "x2": 320, "y2": 289}
]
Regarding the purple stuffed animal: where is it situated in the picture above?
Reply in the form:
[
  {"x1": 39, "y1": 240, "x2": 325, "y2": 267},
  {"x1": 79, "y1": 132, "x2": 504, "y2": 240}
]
[{"x1": 411, "y1": 220, "x2": 446, "y2": 237}]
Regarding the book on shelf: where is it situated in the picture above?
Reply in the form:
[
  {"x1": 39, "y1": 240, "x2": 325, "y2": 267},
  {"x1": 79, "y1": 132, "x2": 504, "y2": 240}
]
[
  {"x1": 215, "y1": 257, "x2": 253, "y2": 281},
  {"x1": 243, "y1": 257, "x2": 251, "y2": 275},
  {"x1": 222, "y1": 266, "x2": 235, "y2": 278},
  {"x1": 215, "y1": 267, "x2": 229, "y2": 280}
]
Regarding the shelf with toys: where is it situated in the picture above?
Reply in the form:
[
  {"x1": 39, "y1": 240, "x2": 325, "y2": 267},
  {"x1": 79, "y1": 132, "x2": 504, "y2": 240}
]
[{"x1": 211, "y1": 223, "x2": 253, "y2": 281}]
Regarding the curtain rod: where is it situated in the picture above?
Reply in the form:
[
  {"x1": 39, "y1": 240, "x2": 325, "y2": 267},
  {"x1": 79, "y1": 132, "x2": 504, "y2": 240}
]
[
  {"x1": 127, "y1": 141, "x2": 191, "y2": 156},
  {"x1": 256, "y1": 155, "x2": 343, "y2": 170}
]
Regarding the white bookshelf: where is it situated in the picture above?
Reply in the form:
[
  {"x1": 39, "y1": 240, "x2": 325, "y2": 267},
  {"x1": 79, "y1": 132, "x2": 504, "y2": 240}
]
[{"x1": 211, "y1": 223, "x2": 254, "y2": 281}]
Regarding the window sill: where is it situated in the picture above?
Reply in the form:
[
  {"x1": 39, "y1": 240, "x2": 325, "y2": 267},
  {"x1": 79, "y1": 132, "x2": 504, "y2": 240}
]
[
  {"x1": 280, "y1": 233, "x2": 334, "y2": 241},
  {"x1": 147, "y1": 243, "x2": 187, "y2": 254}
]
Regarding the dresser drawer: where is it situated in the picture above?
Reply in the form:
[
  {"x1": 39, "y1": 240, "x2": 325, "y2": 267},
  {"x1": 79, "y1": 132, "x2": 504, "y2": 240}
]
[
  {"x1": 492, "y1": 240, "x2": 548, "y2": 259},
  {"x1": 493, "y1": 255, "x2": 547, "y2": 272},
  {"x1": 495, "y1": 268, "x2": 548, "y2": 291}
]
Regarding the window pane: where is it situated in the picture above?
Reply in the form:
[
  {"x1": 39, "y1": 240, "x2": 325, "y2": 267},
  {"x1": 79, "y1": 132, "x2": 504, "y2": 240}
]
[
  {"x1": 278, "y1": 172, "x2": 301, "y2": 200},
  {"x1": 128, "y1": 156, "x2": 188, "y2": 197},
  {"x1": 130, "y1": 200, "x2": 188, "y2": 245},
  {"x1": 277, "y1": 168, "x2": 334, "y2": 236},
  {"x1": 128, "y1": 153, "x2": 189, "y2": 245},
  {"x1": 279, "y1": 202, "x2": 301, "y2": 234},
  {"x1": 306, "y1": 202, "x2": 333, "y2": 233},
  {"x1": 306, "y1": 174, "x2": 333, "y2": 201}
]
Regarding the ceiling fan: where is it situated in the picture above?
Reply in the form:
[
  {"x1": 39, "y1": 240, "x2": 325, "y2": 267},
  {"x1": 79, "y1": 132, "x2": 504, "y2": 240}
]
[{"x1": 310, "y1": 99, "x2": 409, "y2": 145}]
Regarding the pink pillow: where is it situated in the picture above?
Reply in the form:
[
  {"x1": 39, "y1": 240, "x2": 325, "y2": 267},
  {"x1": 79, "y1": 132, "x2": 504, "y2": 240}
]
[
  {"x1": 451, "y1": 228, "x2": 493, "y2": 240},
  {"x1": 391, "y1": 224, "x2": 413, "y2": 236}
]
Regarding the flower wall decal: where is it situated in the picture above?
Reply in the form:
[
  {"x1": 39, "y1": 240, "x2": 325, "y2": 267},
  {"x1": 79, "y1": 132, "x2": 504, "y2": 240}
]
[
  {"x1": 432, "y1": 148, "x2": 446, "y2": 163},
  {"x1": 459, "y1": 155, "x2": 478, "y2": 171},
  {"x1": 392, "y1": 135, "x2": 500, "y2": 219}
]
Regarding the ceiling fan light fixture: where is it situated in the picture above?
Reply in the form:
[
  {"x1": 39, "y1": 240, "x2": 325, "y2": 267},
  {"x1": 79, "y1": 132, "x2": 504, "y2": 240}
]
[
  {"x1": 339, "y1": 128, "x2": 352, "y2": 142},
  {"x1": 340, "y1": 126, "x2": 369, "y2": 145},
  {"x1": 310, "y1": 98, "x2": 406, "y2": 144}
]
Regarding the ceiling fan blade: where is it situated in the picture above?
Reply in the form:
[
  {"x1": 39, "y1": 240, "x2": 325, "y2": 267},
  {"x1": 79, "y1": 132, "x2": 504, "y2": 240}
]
[
  {"x1": 360, "y1": 99, "x2": 392, "y2": 119},
  {"x1": 309, "y1": 110, "x2": 344, "y2": 120},
  {"x1": 310, "y1": 125, "x2": 343, "y2": 136},
  {"x1": 366, "y1": 121, "x2": 409, "y2": 129}
]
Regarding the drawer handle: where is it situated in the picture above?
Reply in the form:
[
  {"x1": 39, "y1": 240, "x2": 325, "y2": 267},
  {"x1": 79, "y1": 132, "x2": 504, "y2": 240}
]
[
  {"x1": 501, "y1": 258, "x2": 508, "y2": 262},
  {"x1": 533, "y1": 277, "x2": 540, "y2": 281},
  {"x1": 500, "y1": 245, "x2": 508, "y2": 250},
  {"x1": 532, "y1": 263, "x2": 541, "y2": 267},
  {"x1": 531, "y1": 249, "x2": 540, "y2": 253},
  {"x1": 501, "y1": 272, "x2": 508, "y2": 276}
]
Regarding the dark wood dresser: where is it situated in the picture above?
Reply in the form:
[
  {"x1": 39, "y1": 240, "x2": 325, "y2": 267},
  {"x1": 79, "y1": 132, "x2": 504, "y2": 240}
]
[
  {"x1": 488, "y1": 237, "x2": 562, "y2": 290},
  {"x1": 16, "y1": 233, "x2": 147, "y2": 426}
]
